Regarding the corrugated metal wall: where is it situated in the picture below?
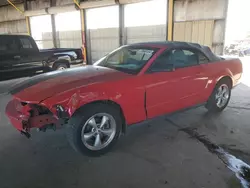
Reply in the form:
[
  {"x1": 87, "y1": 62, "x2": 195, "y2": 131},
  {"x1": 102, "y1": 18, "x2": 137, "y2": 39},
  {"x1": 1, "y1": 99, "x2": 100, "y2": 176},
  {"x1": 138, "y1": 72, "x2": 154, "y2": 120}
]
[
  {"x1": 0, "y1": 3, "x2": 27, "y2": 34},
  {"x1": 174, "y1": 0, "x2": 228, "y2": 54},
  {"x1": 126, "y1": 25, "x2": 166, "y2": 44},
  {"x1": 27, "y1": 0, "x2": 50, "y2": 10},
  {"x1": 173, "y1": 20, "x2": 214, "y2": 48},
  {"x1": 27, "y1": 0, "x2": 72, "y2": 10},
  {"x1": 56, "y1": 0, "x2": 73, "y2": 6},
  {"x1": 56, "y1": 31, "x2": 82, "y2": 48},
  {"x1": 0, "y1": 19, "x2": 27, "y2": 34}
]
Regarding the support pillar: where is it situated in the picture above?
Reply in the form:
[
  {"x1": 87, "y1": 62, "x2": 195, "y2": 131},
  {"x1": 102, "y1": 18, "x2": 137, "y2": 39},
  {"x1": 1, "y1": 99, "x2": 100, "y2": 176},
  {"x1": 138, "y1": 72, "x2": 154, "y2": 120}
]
[
  {"x1": 119, "y1": 4, "x2": 125, "y2": 46},
  {"x1": 81, "y1": 9, "x2": 90, "y2": 64},
  {"x1": 167, "y1": 0, "x2": 174, "y2": 41}
]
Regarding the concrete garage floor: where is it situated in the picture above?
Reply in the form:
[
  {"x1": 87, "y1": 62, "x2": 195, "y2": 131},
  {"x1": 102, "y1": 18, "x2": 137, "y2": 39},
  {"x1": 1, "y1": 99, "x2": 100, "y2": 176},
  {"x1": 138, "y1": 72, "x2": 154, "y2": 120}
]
[{"x1": 0, "y1": 60, "x2": 250, "y2": 188}]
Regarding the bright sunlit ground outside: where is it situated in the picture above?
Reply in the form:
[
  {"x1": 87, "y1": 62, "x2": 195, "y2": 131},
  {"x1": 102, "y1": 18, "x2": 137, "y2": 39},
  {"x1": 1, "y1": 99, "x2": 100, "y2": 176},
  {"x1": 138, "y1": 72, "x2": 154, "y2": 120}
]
[
  {"x1": 225, "y1": 0, "x2": 250, "y2": 87},
  {"x1": 225, "y1": 0, "x2": 250, "y2": 45},
  {"x1": 240, "y1": 57, "x2": 250, "y2": 87}
]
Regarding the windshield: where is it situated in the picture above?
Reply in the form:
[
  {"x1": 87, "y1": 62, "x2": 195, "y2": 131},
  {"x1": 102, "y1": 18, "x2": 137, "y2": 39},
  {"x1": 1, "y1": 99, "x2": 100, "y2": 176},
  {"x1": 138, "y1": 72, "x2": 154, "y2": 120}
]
[{"x1": 94, "y1": 46, "x2": 158, "y2": 74}]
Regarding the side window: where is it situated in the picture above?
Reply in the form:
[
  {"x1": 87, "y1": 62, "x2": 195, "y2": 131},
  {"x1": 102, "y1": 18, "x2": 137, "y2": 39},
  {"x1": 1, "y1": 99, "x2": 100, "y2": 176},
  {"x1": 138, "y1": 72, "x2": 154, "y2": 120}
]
[
  {"x1": 171, "y1": 49, "x2": 198, "y2": 69},
  {"x1": 198, "y1": 53, "x2": 209, "y2": 64},
  {"x1": 19, "y1": 37, "x2": 33, "y2": 49},
  {"x1": 106, "y1": 50, "x2": 122, "y2": 64},
  {"x1": 0, "y1": 36, "x2": 19, "y2": 54},
  {"x1": 149, "y1": 48, "x2": 210, "y2": 72},
  {"x1": 149, "y1": 50, "x2": 173, "y2": 72},
  {"x1": 129, "y1": 49, "x2": 152, "y2": 61},
  {"x1": 105, "y1": 48, "x2": 154, "y2": 66}
]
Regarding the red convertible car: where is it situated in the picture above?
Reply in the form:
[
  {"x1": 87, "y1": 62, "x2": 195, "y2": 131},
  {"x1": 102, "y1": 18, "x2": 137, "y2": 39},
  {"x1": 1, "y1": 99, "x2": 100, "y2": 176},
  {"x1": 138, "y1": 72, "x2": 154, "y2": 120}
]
[{"x1": 6, "y1": 41, "x2": 242, "y2": 156}]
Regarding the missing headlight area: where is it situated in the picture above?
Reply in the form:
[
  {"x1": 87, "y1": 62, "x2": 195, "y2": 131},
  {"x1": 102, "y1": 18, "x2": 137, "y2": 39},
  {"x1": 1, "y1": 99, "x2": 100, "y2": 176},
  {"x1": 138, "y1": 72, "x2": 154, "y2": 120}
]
[{"x1": 5, "y1": 99, "x2": 68, "y2": 138}]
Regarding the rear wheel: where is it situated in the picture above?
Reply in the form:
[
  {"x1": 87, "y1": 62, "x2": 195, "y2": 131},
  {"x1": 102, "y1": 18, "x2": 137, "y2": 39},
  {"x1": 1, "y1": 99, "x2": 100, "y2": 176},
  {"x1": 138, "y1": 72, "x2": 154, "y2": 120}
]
[
  {"x1": 206, "y1": 79, "x2": 231, "y2": 112},
  {"x1": 66, "y1": 104, "x2": 122, "y2": 156}
]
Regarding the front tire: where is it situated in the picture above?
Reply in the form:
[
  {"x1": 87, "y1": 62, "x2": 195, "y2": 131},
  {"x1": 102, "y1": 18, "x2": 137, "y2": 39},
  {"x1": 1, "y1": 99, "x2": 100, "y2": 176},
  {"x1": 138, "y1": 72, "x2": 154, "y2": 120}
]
[
  {"x1": 55, "y1": 63, "x2": 68, "y2": 70},
  {"x1": 206, "y1": 79, "x2": 231, "y2": 112},
  {"x1": 66, "y1": 103, "x2": 122, "y2": 156}
]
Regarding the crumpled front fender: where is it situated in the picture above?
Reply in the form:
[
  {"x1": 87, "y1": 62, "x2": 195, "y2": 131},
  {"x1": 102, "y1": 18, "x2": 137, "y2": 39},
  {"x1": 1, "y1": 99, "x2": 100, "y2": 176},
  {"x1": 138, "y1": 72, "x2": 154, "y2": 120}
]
[{"x1": 41, "y1": 90, "x2": 110, "y2": 117}]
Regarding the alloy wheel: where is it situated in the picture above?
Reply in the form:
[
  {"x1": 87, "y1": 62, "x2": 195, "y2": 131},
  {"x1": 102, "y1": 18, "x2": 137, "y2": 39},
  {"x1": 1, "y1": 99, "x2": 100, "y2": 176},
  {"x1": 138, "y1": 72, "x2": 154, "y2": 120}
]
[
  {"x1": 81, "y1": 113, "x2": 116, "y2": 151},
  {"x1": 215, "y1": 84, "x2": 230, "y2": 108}
]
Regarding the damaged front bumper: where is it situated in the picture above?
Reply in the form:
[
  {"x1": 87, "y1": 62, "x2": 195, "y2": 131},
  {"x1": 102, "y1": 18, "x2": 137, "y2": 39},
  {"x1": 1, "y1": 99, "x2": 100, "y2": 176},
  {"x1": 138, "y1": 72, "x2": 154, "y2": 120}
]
[{"x1": 5, "y1": 99, "x2": 67, "y2": 138}]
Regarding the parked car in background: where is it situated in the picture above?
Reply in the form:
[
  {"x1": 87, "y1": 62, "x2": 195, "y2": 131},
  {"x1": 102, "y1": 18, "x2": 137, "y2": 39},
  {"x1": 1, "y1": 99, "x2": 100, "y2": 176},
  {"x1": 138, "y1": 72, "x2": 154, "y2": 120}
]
[
  {"x1": 239, "y1": 47, "x2": 250, "y2": 57},
  {"x1": 224, "y1": 44, "x2": 239, "y2": 56},
  {"x1": 0, "y1": 34, "x2": 84, "y2": 80},
  {"x1": 6, "y1": 41, "x2": 242, "y2": 156},
  {"x1": 224, "y1": 41, "x2": 250, "y2": 57}
]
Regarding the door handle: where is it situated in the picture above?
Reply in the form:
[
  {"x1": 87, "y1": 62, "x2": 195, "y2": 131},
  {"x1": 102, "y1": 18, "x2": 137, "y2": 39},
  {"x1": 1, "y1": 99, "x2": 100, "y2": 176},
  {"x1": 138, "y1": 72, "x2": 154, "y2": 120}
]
[{"x1": 14, "y1": 55, "x2": 21, "y2": 59}]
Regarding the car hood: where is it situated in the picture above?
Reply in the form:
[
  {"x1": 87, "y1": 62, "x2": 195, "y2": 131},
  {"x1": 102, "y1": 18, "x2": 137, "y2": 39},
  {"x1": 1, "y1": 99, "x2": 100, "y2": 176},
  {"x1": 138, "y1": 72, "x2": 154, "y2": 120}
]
[{"x1": 9, "y1": 66, "x2": 131, "y2": 103}]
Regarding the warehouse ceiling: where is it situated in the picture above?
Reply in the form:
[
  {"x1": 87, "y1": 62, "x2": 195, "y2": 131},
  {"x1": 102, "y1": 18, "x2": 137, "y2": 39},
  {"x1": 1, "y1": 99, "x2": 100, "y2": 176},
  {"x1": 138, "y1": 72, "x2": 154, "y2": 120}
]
[
  {"x1": 0, "y1": 0, "x2": 91, "y2": 7},
  {"x1": 0, "y1": 0, "x2": 23, "y2": 7},
  {"x1": 0, "y1": 0, "x2": 6, "y2": 6}
]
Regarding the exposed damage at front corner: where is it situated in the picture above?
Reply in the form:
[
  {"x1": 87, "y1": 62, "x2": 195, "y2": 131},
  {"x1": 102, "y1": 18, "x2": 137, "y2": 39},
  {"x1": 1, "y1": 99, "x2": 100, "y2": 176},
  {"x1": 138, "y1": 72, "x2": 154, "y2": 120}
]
[
  {"x1": 5, "y1": 98, "x2": 70, "y2": 138},
  {"x1": 5, "y1": 90, "x2": 98, "y2": 138}
]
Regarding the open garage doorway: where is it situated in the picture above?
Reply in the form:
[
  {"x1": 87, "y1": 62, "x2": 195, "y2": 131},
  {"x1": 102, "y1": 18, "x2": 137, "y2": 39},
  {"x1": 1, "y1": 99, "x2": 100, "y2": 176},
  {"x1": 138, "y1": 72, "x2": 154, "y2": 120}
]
[
  {"x1": 30, "y1": 15, "x2": 54, "y2": 49},
  {"x1": 224, "y1": 0, "x2": 250, "y2": 57},
  {"x1": 86, "y1": 5, "x2": 119, "y2": 63},
  {"x1": 225, "y1": 0, "x2": 250, "y2": 87},
  {"x1": 124, "y1": 0, "x2": 167, "y2": 44},
  {"x1": 55, "y1": 11, "x2": 81, "y2": 48}
]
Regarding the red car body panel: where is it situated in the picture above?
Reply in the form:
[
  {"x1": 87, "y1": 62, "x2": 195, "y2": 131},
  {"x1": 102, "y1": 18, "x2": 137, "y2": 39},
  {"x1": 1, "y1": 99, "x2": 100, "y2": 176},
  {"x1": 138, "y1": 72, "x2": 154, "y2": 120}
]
[
  {"x1": 13, "y1": 66, "x2": 132, "y2": 103},
  {"x1": 5, "y1": 43, "x2": 243, "y2": 134},
  {"x1": 41, "y1": 75, "x2": 147, "y2": 125}
]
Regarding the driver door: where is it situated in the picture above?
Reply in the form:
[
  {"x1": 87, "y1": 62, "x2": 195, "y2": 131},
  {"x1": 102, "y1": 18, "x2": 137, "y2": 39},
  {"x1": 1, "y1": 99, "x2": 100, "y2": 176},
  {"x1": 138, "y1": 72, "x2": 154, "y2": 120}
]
[{"x1": 144, "y1": 48, "x2": 207, "y2": 118}]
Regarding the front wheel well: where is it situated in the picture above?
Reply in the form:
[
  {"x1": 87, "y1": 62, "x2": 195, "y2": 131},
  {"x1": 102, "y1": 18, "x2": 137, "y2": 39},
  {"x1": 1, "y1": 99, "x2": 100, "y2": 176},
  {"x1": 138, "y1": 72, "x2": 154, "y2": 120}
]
[
  {"x1": 73, "y1": 100, "x2": 126, "y2": 134},
  {"x1": 218, "y1": 76, "x2": 233, "y2": 89},
  {"x1": 52, "y1": 59, "x2": 70, "y2": 69}
]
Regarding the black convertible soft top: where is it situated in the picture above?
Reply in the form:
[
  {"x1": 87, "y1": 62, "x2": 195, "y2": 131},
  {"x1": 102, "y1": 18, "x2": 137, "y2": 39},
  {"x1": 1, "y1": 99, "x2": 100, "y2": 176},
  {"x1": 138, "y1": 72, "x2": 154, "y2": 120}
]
[{"x1": 131, "y1": 41, "x2": 221, "y2": 62}]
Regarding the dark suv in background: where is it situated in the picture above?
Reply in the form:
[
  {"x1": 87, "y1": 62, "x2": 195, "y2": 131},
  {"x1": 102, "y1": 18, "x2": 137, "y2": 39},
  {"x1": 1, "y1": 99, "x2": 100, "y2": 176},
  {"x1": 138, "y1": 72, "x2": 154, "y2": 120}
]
[{"x1": 0, "y1": 34, "x2": 84, "y2": 80}]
